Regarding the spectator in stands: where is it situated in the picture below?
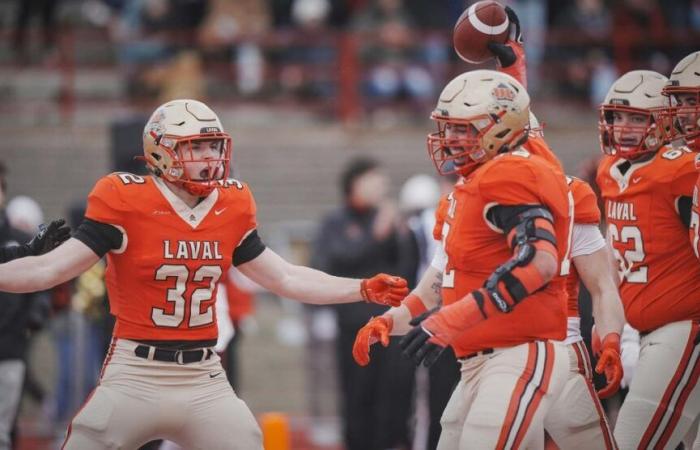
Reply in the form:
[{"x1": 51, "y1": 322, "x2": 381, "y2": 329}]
[
  {"x1": 312, "y1": 157, "x2": 415, "y2": 450},
  {"x1": 198, "y1": 0, "x2": 270, "y2": 96},
  {"x1": 269, "y1": 0, "x2": 353, "y2": 29},
  {"x1": 610, "y1": 0, "x2": 668, "y2": 74},
  {"x1": 0, "y1": 163, "x2": 59, "y2": 450},
  {"x1": 693, "y1": 0, "x2": 700, "y2": 30},
  {"x1": 353, "y1": 0, "x2": 435, "y2": 105},
  {"x1": 11, "y1": 0, "x2": 60, "y2": 65},
  {"x1": 5, "y1": 195, "x2": 54, "y2": 435},
  {"x1": 548, "y1": 0, "x2": 612, "y2": 100}
]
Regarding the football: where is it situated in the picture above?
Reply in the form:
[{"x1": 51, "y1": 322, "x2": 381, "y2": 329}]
[{"x1": 453, "y1": 0, "x2": 510, "y2": 64}]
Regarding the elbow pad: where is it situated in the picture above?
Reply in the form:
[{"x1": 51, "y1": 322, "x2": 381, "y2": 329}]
[{"x1": 483, "y1": 207, "x2": 558, "y2": 313}]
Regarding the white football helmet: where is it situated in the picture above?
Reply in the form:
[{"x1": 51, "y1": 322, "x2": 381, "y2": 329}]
[
  {"x1": 427, "y1": 70, "x2": 530, "y2": 176},
  {"x1": 599, "y1": 70, "x2": 670, "y2": 157},
  {"x1": 662, "y1": 51, "x2": 700, "y2": 148},
  {"x1": 142, "y1": 99, "x2": 232, "y2": 196}
]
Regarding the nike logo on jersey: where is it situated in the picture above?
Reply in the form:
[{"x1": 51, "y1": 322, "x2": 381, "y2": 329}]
[
  {"x1": 632, "y1": 177, "x2": 642, "y2": 184},
  {"x1": 215, "y1": 208, "x2": 227, "y2": 215},
  {"x1": 209, "y1": 372, "x2": 222, "y2": 378}
]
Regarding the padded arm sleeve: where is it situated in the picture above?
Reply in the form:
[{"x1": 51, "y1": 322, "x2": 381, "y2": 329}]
[
  {"x1": 73, "y1": 219, "x2": 123, "y2": 257},
  {"x1": 429, "y1": 205, "x2": 559, "y2": 334}
]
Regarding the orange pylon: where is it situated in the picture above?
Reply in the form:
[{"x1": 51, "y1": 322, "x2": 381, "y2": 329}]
[{"x1": 261, "y1": 412, "x2": 290, "y2": 450}]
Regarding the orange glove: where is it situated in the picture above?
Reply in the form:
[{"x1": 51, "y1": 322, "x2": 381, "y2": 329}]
[
  {"x1": 595, "y1": 332, "x2": 623, "y2": 399},
  {"x1": 352, "y1": 315, "x2": 393, "y2": 366},
  {"x1": 360, "y1": 274, "x2": 408, "y2": 307}
]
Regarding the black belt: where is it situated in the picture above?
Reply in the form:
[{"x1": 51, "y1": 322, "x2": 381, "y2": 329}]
[
  {"x1": 134, "y1": 345, "x2": 214, "y2": 365},
  {"x1": 458, "y1": 348, "x2": 494, "y2": 362}
]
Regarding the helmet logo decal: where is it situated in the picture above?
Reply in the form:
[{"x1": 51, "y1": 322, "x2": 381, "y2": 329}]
[
  {"x1": 610, "y1": 98, "x2": 630, "y2": 106},
  {"x1": 491, "y1": 83, "x2": 516, "y2": 102},
  {"x1": 200, "y1": 127, "x2": 221, "y2": 133}
]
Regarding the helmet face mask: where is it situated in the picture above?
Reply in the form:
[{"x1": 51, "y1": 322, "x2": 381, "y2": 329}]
[
  {"x1": 143, "y1": 100, "x2": 232, "y2": 197},
  {"x1": 427, "y1": 114, "x2": 502, "y2": 176},
  {"x1": 598, "y1": 104, "x2": 666, "y2": 158},
  {"x1": 661, "y1": 51, "x2": 700, "y2": 149},
  {"x1": 427, "y1": 70, "x2": 530, "y2": 177},
  {"x1": 599, "y1": 70, "x2": 670, "y2": 158},
  {"x1": 662, "y1": 87, "x2": 700, "y2": 147}
]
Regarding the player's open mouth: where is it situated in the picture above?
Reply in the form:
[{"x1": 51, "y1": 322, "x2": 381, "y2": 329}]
[{"x1": 619, "y1": 137, "x2": 641, "y2": 146}]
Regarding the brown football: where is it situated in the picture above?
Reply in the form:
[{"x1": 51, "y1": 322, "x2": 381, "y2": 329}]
[{"x1": 453, "y1": 0, "x2": 510, "y2": 63}]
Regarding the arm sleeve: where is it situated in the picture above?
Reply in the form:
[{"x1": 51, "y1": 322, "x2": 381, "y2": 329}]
[
  {"x1": 486, "y1": 204, "x2": 543, "y2": 233},
  {"x1": 678, "y1": 196, "x2": 692, "y2": 228},
  {"x1": 232, "y1": 230, "x2": 266, "y2": 266},
  {"x1": 73, "y1": 219, "x2": 123, "y2": 257},
  {"x1": 571, "y1": 224, "x2": 606, "y2": 258}
]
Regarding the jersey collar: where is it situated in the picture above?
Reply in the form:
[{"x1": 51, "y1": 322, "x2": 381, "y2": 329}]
[
  {"x1": 608, "y1": 154, "x2": 656, "y2": 193},
  {"x1": 152, "y1": 176, "x2": 219, "y2": 229}
]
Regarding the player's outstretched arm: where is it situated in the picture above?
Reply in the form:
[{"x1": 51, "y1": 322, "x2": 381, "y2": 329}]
[
  {"x1": 0, "y1": 238, "x2": 100, "y2": 293},
  {"x1": 401, "y1": 206, "x2": 559, "y2": 366},
  {"x1": 237, "y1": 247, "x2": 408, "y2": 306},
  {"x1": 576, "y1": 245, "x2": 625, "y2": 341},
  {"x1": 576, "y1": 244, "x2": 624, "y2": 398}
]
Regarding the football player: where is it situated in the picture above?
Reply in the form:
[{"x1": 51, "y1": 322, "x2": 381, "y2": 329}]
[
  {"x1": 0, "y1": 99, "x2": 410, "y2": 450},
  {"x1": 355, "y1": 70, "x2": 573, "y2": 448},
  {"x1": 663, "y1": 51, "x2": 700, "y2": 153},
  {"x1": 596, "y1": 71, "x2": 700, "y2": 449},
  {"x1": 662, "y1": 52, "x2": 700, "y2": 261},
  {"x1": 461, "y1": 9, "x2": 625, "y2": 445}
]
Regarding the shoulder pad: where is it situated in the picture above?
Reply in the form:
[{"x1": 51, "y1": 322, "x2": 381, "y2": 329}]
[{"x1": 569, "y1": 177, "x2": 601, "y2": 224}]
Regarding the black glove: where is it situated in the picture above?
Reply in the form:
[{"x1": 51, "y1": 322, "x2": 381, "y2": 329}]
[
  {"x1": 487, "y1": 6, "x2": 523, "y2": 68},
  {"x1": 504, "y1": 6, "x2": 522, "y2": 43},
  {"x1": 27, "y1": 218, "x2": 71, "y2": 255},
  {"x1": 399, "y1": 307, "x2": 447, "y2": 367}
]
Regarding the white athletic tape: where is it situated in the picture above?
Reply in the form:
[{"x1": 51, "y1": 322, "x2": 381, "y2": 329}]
[{"x1": 467, "y1": 2, "x2": 509, "y2": 36}]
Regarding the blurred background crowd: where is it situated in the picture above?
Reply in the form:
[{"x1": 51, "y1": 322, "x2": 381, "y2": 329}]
[
  {"x1": 0, "y1": 0, "x2": 699, "y2": 449},
  {"x1": 3, "y1": 0, "x2": 700, "y2": 115}
]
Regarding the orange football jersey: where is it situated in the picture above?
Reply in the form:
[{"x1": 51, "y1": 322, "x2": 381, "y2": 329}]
[
  {"x1": 433, "y1": 135, "x2": 565, "y2": 245},
  {"x1": 523, "y1": 135, "x2": 565, "y2": 173},
  {"x1": 85, "y1": 173, "x2": 257, "y2": 341},
  {"x1": 597, "y1": 147, "x2": 700, "y2": 332},
  {"x1": 565, "y1": 177, "x2": 602, "y2": 318},
  {"x1": 439, "y1": 150, "x2": 570, "y2": 357}
]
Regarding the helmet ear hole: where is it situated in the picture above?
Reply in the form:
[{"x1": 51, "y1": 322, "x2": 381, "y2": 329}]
[
  {"x1": 151, "y1": 153, "x2": 162, "y2": 161},
  {"x1": 495, "y1": 129, "x2": 510, "y2": 139}
]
